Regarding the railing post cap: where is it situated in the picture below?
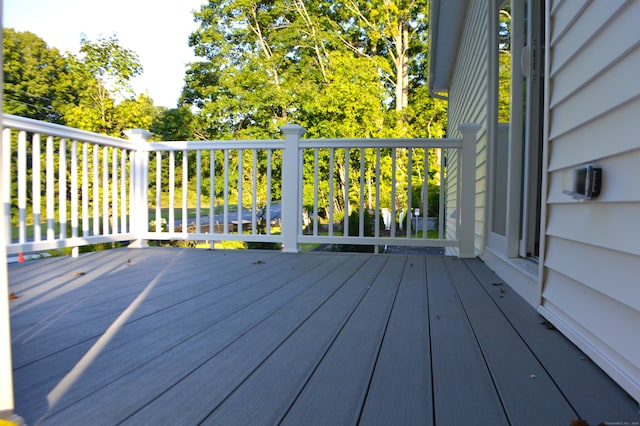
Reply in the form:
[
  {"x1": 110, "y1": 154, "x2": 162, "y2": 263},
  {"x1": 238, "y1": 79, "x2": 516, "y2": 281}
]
[
  {"x1": 458, "y1": 123, "x2": 481, "y2": 133},
  {"x1": 280, "y1": 124, "x2": 306, "y2": 137},
  {"x1": 124, "y1": 128, "x2": 153, "y2": 141}
]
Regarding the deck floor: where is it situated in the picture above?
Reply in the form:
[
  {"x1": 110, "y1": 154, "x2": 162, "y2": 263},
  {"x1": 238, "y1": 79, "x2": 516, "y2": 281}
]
[{"x1": 8, "y1": 248, "x2": 640, "y2": 425}]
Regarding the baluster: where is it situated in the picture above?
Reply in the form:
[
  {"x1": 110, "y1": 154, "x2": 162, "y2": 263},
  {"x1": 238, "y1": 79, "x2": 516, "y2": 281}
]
[
  {"x1": 237, "y1": 149, "x2": 243, "y2": 234},
  {"x1": 407, "y1": 147, "x2": 413, "y2": 239},
  {"x1": 313, "y1": 148, "x2": 319, "y2": 236},
  {"x1": 60, "y1": 139, "x2": 67, "y2": 239},
  {"x1": 33, "y1": 135, "x2": 42, "y2": 242},
  {"x1": 92, "y1": 144, "x2": 99, "y2": 236},
  {"x1": 328, "y1": 148, "x2": 334, "y2": 237},
  {"x1": 196, "y1": 150, "x2": 202, "y2": 233},
  {"x1": 168, "y1": 151, "x2": 175, "y2": 233},
  {"x1": 209, "y1": 149, "x2": 215, "y2": 248},
  {"x1": 359, "y1": 147, "x2": 365, "y2": 238},
  {"x1": 391, "y1": 147, "x2": 396, "y2": 238},
  {"x1": 422, "y1": 148, "x2": 429, "y2": 239},
  {"x1": 344, "y1": 148, "x2": 349, "y2": 237},
  {"x1": 265, "y1": 149, "x2": 272, "y2": 235},
  {"x1": 375, "y1": 148, "x2": 381, "y2": 239},
  {"x1": 102, "y1": 146, "x2": 109, "y2": 235},
  {"x1": 182, "y1": 149, "x2": 188, "y2": 233},
  {"x1": 71, "y1": 140, "x2": 78, "y2": 239},
  {"x1": 81, "y1": 143, "x2": 89, "y2": 238},
  {"x1": 1, "y1": 130, "x2": 11, "y2": 244},
  {"x1": 121, "y1": 149, "x2": 127, "y2": 233},
  {"x1": 156, "y1": 151, "x2": 162, "y2": 232},
  {"x1": 17, "y1": 131, "x2": 27, "y2": 243},
  {"x1": 251, "y1": 149, "x2": 257, "y2": 235},
  {"x1": 223, "y1": 149, "x2": 229, "y2": 233},
  {"x1": 111, "y1": 147, "x2": 118, "y2": 234}
]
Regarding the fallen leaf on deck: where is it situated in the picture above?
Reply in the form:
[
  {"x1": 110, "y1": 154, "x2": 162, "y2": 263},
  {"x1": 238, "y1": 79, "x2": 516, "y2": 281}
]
[
  {"x1": 569, "y1": 419, "x2": 589, "y2": 426},
  {"x1": 9, "y1": 292, "x2": 20, "y2": 300},
  {"x1": 540, "y1": 320, "x2": 556, "y2": 330},
  {"x1": 71, "y1": 271, "x2": 86, "y2": 276}
]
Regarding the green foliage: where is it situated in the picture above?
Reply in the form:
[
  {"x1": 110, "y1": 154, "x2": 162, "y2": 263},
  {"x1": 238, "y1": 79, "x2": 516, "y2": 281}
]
[
  {"x1": 79, "y1": 34, "x2": 142, "y2": 88},
  {"x1": 426, "y1": 183, "x2": 440, "y2": 218},
  {"x1": 3, "y1": 29, "x2": 159, "y2": 136},
  {"x1": 334, "y1": 208, "x2": 376, "y2": 253},
  {"x1": 151, "y1": 106, "x2": 201, "y2": 141},
  {"x1": 498, "y1": 7, "x2": 511, "y2": 123},
  {"x1": 182, "y1": 0, "x2": 445, "y2": 140},
  {"x1": 247, "y1": 206, "x2": 282, "y2": 250},
  {"x1": 3, "y1": 29, "x2": 163, "y2": 235},
  {"x1": 498, "y1": 51, "x2": 511, "y2": 123},
  {"x1": 348, "y1": 208, "x2": 375, "y2": 237},
  {"x1": 3, "y1": 29, "x2": 73, "y2": 122},
  {"x1": 182, "y1": 0, "x2": 447, "y2": 224}
]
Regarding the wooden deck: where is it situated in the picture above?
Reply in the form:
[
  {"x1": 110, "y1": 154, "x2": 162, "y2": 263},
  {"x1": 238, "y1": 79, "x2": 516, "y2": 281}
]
[{"x1": 8, "y1": 248, "x2": 640, "y2": 425}]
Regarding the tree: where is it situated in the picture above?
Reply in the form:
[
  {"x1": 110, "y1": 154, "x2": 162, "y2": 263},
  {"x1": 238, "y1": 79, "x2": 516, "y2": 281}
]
[
  {"x1": 3, "y1": 29, "x2": 159, "y2": 136},
  {"x1": 183, "y1": 0, "x2": 446, "y2": 220},
  {"x1": 113, "y1": 94, "x2": 157, "y2": 134},
  {"x1": 63, "y1": 34, "x2": 145, "y2": 135},
  {"x1": 3, "y1": 29, "x2": 74, "y2": 122},
  {"x1": 334, "y1": 1, "x2": 427, "y2": 104},
  {"x1": 151, "y1": 106, "x2": 202, "y2": 141},
  {"x1": 3, "y1": 29, "x2": 163, "y2": 231}
]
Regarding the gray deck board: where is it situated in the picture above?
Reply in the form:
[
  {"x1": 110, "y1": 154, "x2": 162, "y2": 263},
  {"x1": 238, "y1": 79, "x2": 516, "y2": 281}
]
[
  {"x1": 12, "y1": 250, "x2": 299, "y2": 405},
  {"x1": 124, "y1": 254, "x2": 378, "y2": 424},
  {"x1": 359, "y1": 256, "x2": 433, "y2": 426},
  {"x1": 11, "y1": 249, "x2": 286, "y2": 367},
  {"x1": 7, "y1": 248, "x2": 639, "y2": 425},
  {"x1": 444, "y1": 257, "x2": 577, "y2": 424},
  {"x1": 426, "y1": 256, "x2": 509, "y2": 425},
  {"x1": 37, "y1": 253, "x2": 342, "y2": 424},
  {"x1": 280, "y1": 255, "x2": 404, "y2": 425},
  {"x1": 201, "y1": 255, "x2": 388, "y2": 426},
  {"x1": 464, "y1": 258, "x2": 640, "y2": 422}
]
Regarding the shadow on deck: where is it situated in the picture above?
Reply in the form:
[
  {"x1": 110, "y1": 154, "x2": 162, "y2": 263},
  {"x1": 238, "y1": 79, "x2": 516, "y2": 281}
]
[{"x1": 8, "y1": 248, "x2": 640, "y2": 425}]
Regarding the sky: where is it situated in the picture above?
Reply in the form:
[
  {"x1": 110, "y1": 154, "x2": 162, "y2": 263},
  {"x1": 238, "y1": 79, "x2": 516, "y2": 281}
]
[{"x1": 3, "y1": 0, "x2": 205, "y2": 108}]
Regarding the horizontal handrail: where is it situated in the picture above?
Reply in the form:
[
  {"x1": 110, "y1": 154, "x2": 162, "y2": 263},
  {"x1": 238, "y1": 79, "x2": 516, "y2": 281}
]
[
  {"x1": 2, "y1": 114, "x2": 137, "y2": 150},
  {"x1": 299, "y1": 138, "x2": 462, "y2": 149},
  {"x1": 142, "y1": 140, "x2": 284, "y2": 151}
]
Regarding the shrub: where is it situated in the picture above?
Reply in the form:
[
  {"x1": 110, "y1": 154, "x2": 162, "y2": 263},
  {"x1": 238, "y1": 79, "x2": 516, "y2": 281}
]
[{"x1": 334, "y1": 208, "x2": 375, "y2": 253}]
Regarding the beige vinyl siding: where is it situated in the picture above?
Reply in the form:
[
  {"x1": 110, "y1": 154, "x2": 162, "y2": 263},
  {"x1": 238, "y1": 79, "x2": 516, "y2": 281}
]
[
  {"x1": 445, "y1": 0, "x2": 489, "y2": 254},
  {"x1": 541, "y1": 0, "x2": 640, "y2": 402}
]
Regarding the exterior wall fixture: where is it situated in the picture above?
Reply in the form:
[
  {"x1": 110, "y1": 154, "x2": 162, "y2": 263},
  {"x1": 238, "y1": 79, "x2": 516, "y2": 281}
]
[{"x1": 563, "y1": 165, "x2": 602, "y2": 200}]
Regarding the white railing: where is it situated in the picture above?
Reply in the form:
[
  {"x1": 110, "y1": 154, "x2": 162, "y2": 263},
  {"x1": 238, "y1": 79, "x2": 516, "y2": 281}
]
[
  {"x1": 140, "y1": 138, "x2": 285, "y2": 248},
  {"x1": 2, "y1": 114, "x2": 478, "y2": 257},
  {"x1": 2, "y1": 115, "x2": 145, "y2": 256}
]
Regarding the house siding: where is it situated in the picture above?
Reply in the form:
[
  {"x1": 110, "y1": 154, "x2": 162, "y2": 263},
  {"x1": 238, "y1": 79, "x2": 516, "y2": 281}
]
[
  {"x1": 540, "y1": 0, "x2": 640, "y2": 402},
  {"x1": 446, "y1": 0, "x2": 489, "y2": 254}
]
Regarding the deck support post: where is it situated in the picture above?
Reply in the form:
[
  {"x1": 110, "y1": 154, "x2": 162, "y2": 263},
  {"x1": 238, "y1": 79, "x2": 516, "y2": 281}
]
[
  {"x1": 125, "y1": 129, "x2": 152, "y2": 249},
  {"x1": 458, "y1": 123, "x2": 480, "y2": 258},
  {"x1": 280, "y1": 124, "x2": 306, "y2": 253}
]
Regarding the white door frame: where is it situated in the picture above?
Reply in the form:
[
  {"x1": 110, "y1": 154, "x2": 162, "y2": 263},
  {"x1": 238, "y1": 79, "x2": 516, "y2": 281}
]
[{"x1": 486, "y1": 0, "x2": 543, "y2": 260}]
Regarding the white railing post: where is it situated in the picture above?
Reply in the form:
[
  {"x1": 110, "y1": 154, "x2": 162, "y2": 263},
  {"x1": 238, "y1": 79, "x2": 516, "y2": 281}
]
[
  {"x1": 125, "y1": 129, "x2": 152, "y2": 248},
  {"x1": 280, "y1": 124, "x2": 306, "y2": 253},
  {"x1": 1, "y1": 128, "x2": 24, "y2": 423},
  {"x1": 458, "y1": 123, "x2": 480, "y2": 258}
]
